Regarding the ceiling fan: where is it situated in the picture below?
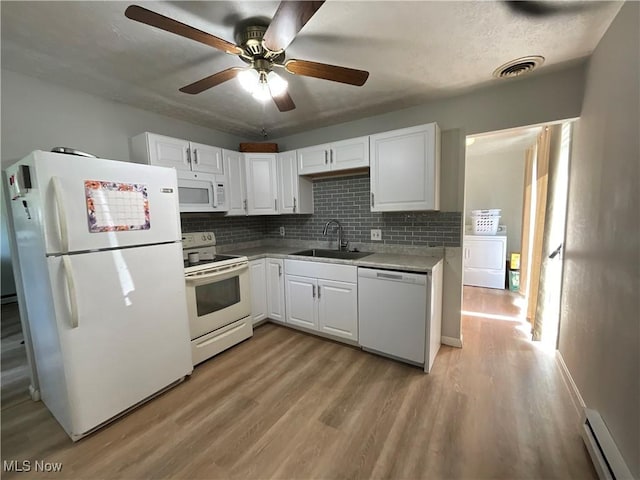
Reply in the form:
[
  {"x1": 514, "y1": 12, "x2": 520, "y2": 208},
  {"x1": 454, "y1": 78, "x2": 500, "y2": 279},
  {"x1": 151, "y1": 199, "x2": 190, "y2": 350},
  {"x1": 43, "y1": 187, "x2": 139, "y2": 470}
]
[{"x1": 125, "y1": 1, "x2": 370, "y2": 112}]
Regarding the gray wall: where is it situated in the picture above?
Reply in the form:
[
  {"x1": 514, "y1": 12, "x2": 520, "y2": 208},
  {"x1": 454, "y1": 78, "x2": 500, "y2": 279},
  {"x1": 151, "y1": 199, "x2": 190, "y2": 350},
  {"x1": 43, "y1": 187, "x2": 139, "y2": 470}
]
[
  {"x1": 1, "y1": 69, "x2": 248, "y2": 298},
  {"x1": 1, "y1": 69, "x2": 245, "y2": 167},
  {"x1": 465, "y1": 147, "x2": 527, "y2": 255},
  {"x1": 558, "y1": 2, "x2": 639, "y2": 477}
]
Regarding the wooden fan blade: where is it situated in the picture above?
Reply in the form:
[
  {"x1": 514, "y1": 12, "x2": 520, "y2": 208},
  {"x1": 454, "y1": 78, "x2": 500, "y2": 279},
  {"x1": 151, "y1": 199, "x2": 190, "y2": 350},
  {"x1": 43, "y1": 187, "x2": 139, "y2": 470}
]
[
  {"x1": 125, "y1": 5, "x2": 242, "y2": 55},
  {"x1": 271, "y1": 90, "x2": 296, "y2": 112},
  {"x1": 179, "y1": 67, "x2": 243, "y2": 94},
  {"x1": 285, "y1": 59, "x2": 369, "y2": 86},
  {"x1": 262, "y1": 1, "x2": 325, "y2": 52}
]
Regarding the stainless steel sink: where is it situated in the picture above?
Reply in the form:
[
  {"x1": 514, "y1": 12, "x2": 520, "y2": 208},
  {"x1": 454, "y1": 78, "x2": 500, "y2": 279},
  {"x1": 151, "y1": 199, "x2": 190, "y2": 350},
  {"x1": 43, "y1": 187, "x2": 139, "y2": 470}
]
[{"x1": 291, "y1": 249, "x2": 373, "y2": 260}]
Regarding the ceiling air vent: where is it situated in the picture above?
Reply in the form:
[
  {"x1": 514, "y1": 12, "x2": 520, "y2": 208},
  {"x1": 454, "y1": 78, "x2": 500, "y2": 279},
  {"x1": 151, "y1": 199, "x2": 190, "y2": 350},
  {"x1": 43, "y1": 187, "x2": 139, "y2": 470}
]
[{"x1": 493, "y1": 56, "x2": 545, "y2": 78}]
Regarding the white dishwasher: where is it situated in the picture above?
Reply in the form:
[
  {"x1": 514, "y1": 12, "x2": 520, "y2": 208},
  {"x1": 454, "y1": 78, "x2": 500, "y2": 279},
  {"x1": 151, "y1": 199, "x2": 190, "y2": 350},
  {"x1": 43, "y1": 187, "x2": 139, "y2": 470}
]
[{"x1": 358, "y1": 267, "x2": 441, "y2": 372}]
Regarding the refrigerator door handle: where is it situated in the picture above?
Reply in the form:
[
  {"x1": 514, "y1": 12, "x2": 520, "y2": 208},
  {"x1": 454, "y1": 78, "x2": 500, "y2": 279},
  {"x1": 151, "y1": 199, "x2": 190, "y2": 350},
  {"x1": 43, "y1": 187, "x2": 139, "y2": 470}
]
[
  {"x1": 61, "y1": 255, "x2": 79, "y2": 329},
  {"x1": 51, "y1": 176, "x2": 69, "y2": 253}
]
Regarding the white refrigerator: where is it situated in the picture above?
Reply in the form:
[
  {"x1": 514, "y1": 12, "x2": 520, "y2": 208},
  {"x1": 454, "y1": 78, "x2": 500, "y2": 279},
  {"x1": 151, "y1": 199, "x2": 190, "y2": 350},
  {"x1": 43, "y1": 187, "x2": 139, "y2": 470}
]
[{"x1": 5, "y1": 150, "x2": 193, "y2": 441}]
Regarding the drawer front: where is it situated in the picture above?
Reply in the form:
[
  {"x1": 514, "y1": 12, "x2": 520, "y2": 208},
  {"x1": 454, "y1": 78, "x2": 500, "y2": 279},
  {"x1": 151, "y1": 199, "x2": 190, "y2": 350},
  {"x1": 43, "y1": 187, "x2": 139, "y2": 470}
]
[{"x1": 284, "y1": 259, "x2": 357, "y2": 283}]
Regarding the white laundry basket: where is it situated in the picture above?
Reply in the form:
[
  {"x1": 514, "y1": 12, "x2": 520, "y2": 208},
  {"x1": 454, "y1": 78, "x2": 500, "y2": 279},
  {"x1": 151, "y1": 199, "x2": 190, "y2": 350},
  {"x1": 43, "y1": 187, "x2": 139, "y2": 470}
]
[{"x1": 469, "y1": 209, "x2": 501, "y2": 235}]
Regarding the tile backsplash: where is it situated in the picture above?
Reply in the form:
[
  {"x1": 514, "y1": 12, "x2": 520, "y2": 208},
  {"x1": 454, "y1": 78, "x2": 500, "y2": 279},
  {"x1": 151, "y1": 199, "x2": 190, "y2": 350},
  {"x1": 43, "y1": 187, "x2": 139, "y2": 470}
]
[
  {"x1": 264, "y1": 174, "x2": 461, "y2": 247},
  {"x1": 180, "y1": 214, "x2": 265, "y2": 245},
  {"x1": 181, "y1": 174, "x2": 461, "y2": 247}
]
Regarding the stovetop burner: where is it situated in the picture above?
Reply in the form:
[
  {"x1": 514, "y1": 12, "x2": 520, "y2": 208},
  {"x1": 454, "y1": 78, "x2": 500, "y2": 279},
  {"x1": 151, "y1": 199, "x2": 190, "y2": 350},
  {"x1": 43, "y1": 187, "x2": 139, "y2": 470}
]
[{"x1": 183, "y1": 254, "x2": 241, "y2": 268}]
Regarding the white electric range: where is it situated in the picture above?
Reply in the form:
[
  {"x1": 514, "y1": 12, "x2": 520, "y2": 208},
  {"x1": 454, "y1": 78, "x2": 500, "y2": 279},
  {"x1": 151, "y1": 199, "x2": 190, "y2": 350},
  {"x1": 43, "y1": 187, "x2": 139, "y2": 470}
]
[{"x1": 182, "y1": 232, "x2": 252, "y2": 365}]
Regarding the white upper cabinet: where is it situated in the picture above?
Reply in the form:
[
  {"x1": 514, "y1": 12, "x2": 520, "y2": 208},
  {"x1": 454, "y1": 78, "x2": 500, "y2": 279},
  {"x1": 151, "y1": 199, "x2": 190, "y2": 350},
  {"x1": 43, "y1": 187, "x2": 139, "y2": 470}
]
[
  {"x1": 278, "y1": 150, "x2": 313, "y2": 214},
  {"x1": 331, "y1": 137, "x2": 370, "y2": 171},
  {"x1": 369, "y1": 123, "x2": 440, "y2": 212},
  {"x1": 297, "y1": 143, "x2": 331, "y2": 175},
  {"x1": 189, "y1": 141, "x2": 224, "y2": 175},
  {"x1": 131, "y1": 132, "x2": 224, "y2": 175},
  {"x1": 245, "y1": 153, "x2": 279, "y2": 215},
  {"x1": 297, "y1": 136, "x2": 369, "y2": 175},
  {"x1": 223, "y1": 149, "x2": 247, "y2": 216}
]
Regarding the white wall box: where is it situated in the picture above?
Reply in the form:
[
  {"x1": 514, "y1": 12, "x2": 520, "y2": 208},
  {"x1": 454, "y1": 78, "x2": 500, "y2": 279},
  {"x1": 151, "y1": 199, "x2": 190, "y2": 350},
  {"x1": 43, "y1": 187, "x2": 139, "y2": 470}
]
[
  {"x1": 223, "y1": 149, "x2": 248, "y2": 216},
  {"x1": 266, "y1": 258, "x2": 286, "y2": 323},
  {"x1": 131, "y1": 132, "x2": 224, "y2": 175},
  {"x1": 369, "y1": 123, "x2": 440, "y2": 212},
  {"x1": 297, "y1": 136, "x2": 369, "y2": 175},
  {"x1": 249, "y1": 259, "x2": 268, "y2": 325},
  {"x1": 245, "y1": 153, "x2": 279, "y2": 215},
  {"x1": 278, "y1": 150, "x2": 313, "y2": 214},
  {"x1": 284, "y1": 259, "x2": 358, "y2": 341},
  {"x1": 463, "y1": 235, "x2": 507, "y2": 289}
]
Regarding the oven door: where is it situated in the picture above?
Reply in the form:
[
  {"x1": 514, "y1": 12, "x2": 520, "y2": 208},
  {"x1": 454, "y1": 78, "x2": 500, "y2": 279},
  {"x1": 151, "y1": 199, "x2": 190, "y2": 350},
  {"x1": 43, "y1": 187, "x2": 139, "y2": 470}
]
[{"x1": 185, "y1": 263, "x2": 251, "y2": 339}]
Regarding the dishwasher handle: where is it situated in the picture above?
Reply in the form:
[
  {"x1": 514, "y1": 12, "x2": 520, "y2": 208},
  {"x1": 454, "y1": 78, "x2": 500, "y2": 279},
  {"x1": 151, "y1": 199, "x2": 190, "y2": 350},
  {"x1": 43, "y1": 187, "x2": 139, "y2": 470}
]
[{"x1": 358, "y1": 268, "x2": 427, "y2": 285}]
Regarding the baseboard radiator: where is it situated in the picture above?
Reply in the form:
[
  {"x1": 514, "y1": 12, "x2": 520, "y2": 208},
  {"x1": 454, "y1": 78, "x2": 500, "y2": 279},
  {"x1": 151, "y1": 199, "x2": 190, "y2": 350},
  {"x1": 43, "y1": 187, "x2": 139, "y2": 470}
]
[{"x1": 582, "y1": 409, "x2": 634, "y2": 479}]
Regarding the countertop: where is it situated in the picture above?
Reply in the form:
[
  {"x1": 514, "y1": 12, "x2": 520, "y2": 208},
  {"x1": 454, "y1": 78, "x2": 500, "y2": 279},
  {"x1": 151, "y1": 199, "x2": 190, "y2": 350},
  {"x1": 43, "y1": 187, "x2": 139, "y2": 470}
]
[{"x1": 226, "y1": 245, "x2": 443, "y2": 273}]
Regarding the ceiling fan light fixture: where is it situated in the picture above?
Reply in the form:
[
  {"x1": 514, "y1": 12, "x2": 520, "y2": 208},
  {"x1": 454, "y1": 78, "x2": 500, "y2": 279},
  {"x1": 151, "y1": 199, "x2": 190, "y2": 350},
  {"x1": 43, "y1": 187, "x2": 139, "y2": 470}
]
[
  {"x1": 267, "y1": 72, "x2": 288, "y2": 97},
  {"x1": 252, "y1": 79, "x2": 272, "y2": 102},
  {"x1": 237, "y1": 69, "x2": 260, "y2": 93}
]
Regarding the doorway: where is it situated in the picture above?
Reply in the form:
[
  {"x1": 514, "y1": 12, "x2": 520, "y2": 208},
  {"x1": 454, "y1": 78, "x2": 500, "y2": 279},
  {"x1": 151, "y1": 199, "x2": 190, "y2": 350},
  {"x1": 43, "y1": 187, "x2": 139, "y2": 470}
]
[{"x1": 462, "y1": 121, "x2": 573, "y2": 349}]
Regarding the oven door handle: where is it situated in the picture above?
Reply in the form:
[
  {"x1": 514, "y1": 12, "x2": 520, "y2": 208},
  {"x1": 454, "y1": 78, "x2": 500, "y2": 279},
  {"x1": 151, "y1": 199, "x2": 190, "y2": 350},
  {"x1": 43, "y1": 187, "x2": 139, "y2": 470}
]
[{"x1": 185, "y1": 263, "x2": 248, "y2": 283}]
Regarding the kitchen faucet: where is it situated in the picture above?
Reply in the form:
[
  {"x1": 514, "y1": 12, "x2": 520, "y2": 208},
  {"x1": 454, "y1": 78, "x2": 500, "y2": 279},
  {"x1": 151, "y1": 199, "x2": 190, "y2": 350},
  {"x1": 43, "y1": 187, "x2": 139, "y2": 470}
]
[{"x1": 323, "y1": 219, "x2": 348, "y2": 251}]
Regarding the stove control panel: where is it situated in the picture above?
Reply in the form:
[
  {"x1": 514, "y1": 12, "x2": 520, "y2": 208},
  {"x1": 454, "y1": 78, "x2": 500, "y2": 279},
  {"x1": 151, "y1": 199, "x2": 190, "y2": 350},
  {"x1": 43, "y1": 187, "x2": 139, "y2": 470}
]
[{"x1": 182, "y1": 231, "x2": 216, "y2": 249}]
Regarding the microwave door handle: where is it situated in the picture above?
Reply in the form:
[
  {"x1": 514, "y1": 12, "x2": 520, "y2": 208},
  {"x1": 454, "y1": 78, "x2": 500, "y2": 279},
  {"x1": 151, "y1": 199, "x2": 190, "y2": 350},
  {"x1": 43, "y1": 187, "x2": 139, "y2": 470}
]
[{"x1": 212, "y1": 182, "x2": 218, "y2": 209}]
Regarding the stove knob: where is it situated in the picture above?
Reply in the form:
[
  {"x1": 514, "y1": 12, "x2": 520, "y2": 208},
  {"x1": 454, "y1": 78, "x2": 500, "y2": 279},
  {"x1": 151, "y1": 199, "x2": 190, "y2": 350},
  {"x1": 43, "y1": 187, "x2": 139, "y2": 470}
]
[
  {"x1": 207, "y1": 234, "x2": 212, "y2": 240},
  {"x1": 201, "y1": 234, "x2": 206, "y2": 241}
]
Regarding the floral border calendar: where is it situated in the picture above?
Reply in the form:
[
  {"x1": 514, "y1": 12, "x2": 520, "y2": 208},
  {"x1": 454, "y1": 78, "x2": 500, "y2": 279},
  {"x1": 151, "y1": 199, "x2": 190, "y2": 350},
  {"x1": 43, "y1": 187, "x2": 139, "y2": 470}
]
[{"x1": 85, "y1": 180, "x2": 150, "y2": 233}]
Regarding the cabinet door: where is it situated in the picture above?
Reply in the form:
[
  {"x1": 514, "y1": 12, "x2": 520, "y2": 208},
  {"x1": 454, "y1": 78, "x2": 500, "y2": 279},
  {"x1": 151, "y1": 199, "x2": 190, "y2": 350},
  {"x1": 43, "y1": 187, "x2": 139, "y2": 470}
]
[
  {"x1": 331, "y1": 136, "x2": 369, "y2": 171},
  {"x1": 298, "y1": 144, "x2": 331, "y2": 175},
  {"x1": 370, "y1": 123, "x2": 439, "y2": 212},
  {"x1": 190, "y1": 142, "x2": 223, "y2": 175},
  {"x1": 285, "y1": 275, "x2": 317, "y2": 330},
  {"x1": 266, "y1": 258, "x2": 285, "y2": 322},
  {"x1": 249, "y1": 259, "x2": 268, "y2": 325},
  {"x1": 278, "y1": 150, "x2": 299, "y2": 214},
  {"x1": 224, "y1": 150, "x2": 247, "y2": 216},
  {"x1": 317, "y1": 279, "x2": 358, "y2": 341},
  {"x1": 245, "y1": 153, "x2": 278, "y2": 215},
  {"x1": 147, "y1": 133, "x2": 191, "y2": 171}
]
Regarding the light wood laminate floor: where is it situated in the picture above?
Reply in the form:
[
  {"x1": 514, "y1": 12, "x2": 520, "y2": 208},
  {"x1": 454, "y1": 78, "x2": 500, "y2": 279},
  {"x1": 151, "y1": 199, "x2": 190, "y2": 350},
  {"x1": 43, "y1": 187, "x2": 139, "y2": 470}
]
[{"x1": 1, "y1": 289, "x2": 595, "y2": 479}]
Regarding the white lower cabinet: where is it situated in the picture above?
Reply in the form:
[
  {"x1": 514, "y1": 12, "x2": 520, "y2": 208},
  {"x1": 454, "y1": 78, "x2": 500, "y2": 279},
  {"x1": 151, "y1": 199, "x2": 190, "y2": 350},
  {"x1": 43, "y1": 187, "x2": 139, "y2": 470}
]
[
  {"x1": 250, "y1": 257, "x2": 286, "y2": 325},
  {"x1": 284, "y1": 260, "x2": 358, "y2": 342},
  {"x1": 249, "y1": 259, "x2": 267, "y2": 324},
  {"x1": 285, "y1": 275, "x2": 318, "y2": 329},
  {"x1": 317, "y1": 279, "x2": 358, "y2": 341},
  {"x1": 266, "y1": 258, "x2": 286, "y2": 322}
]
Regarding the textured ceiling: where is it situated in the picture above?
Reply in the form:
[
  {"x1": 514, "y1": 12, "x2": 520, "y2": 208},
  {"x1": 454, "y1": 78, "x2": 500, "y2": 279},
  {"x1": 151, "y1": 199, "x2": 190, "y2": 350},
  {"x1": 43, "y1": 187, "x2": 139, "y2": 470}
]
[{"x1": 1, "y1": 1, "x2": 622, "y2": 139}]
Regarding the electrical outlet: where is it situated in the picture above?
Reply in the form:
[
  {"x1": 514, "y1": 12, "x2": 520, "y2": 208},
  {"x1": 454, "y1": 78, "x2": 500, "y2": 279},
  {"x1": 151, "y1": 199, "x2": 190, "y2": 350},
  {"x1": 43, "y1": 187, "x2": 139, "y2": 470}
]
[
  {"x1": 371, "y1": 229, "x2": 382, "y2": 241},
  {"x1": 279, "y1": 226, "x2": 285, "y2": 237}
]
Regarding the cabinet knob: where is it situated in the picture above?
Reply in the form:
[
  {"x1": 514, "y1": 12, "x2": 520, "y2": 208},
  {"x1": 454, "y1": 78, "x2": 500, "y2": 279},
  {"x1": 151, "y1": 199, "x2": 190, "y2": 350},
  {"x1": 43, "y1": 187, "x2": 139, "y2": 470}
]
[
  {"x1": 293, "y1": 197, "x2": 297, "y2": 213},
  {"x1": 324, "y1": 150, "x2": 328, "y2": 164},
  {"x1": 193, "y1": 149, "x2": 199, "y2": 164}
]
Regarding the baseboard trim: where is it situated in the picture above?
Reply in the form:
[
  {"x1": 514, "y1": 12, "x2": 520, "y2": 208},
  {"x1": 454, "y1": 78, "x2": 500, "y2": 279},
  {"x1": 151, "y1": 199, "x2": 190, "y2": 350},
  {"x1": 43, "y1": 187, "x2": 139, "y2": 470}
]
[
  {"x1": 556, "y1": 351, "x2": 586, "y2": 421},
  {"x1": 441, "y1": 335, "x2": 463, "y2": 348}
]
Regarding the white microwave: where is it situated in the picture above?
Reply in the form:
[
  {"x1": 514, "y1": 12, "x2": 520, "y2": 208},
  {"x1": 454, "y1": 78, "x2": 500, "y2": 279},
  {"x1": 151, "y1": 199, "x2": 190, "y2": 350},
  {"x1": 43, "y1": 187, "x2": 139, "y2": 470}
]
[{"x1": 176, "y1": 170, "x2": 227, "y2": 213}]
